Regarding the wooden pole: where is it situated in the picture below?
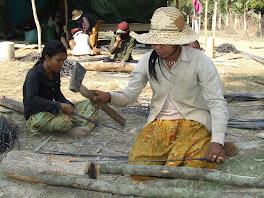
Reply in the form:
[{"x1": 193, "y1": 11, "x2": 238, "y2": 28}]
[
  {"x1": 218, "y1": 13, "x2": 222, "y2": 31},
  {"x1": 64, "y1": 0, "x2": 70, "y2": 43},
  {"x1": 235, "y1": 14, "x2": 237, "y2": 31},
  {"x1": 204, "y1": 0, "x2": 208, "y2": 51},
  {"x1": 259, "y1": 11, "x2": 262, "y2": 36},
  {"x1": 3, "y1": 168, "x2": 263, "y2": 198},
  {"x1": 31, "y1": 0, "x2": 42, "y2": 53},
  {"x1": 193, "y1": 7, "x2": 199, "y2": 33},
  {"x1": 95, "y1": 163, "x2": 264, "y2": 188},
  {"x1": 244, "y1": 11, "x2": 247, "y2": 35},
  {"x1": 212, "y1": 1, "x2": 217, "y2": 39}
]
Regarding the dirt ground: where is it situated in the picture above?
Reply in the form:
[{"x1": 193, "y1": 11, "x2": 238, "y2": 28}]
[{"x1": 0, "y1": 31, "x2": 264, "y2": 197}]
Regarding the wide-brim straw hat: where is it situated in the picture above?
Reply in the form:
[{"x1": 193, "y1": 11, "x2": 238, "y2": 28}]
[
  {"x1": 72, "y1": 9, "x2": 83, "y2": 21},
  {"x1": 136, "y1": 7, "x2": 199, "y2": 45}
]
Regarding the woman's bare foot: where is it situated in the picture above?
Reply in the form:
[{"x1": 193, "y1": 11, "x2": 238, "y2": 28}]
[{"x1": 66, "y1": 126, "x2": 91, "y2": 137}]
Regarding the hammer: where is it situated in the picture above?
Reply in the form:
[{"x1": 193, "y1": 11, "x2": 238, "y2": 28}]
[{"x1": 69, "y1": 62, "x2": 126, "y2": 126}]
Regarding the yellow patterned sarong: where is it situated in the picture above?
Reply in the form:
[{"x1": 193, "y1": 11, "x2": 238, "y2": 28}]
[{"x1": 129, "y1": 119, "x2": 218, "y2": 182}]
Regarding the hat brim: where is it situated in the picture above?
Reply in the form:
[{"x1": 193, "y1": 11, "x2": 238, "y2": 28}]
[
  {"x1": 72, "y1": 10, "x2": 83, "y2": 20},
  {"x1": 136, "y1": 25, "x2": 199, "y2": 45},
  {"x1": 116, "y1": 29, "x2": 127, "y2": 34}
]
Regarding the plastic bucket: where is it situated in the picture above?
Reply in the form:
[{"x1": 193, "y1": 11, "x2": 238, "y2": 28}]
[
  {"x1": 24, "y1": 29, "x2": 38, "y2": 43},
  {"x1": 0, "y1": 41, "x2": 15, "y2": 61}
]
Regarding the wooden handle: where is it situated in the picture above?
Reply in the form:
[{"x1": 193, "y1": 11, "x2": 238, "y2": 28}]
[{"x1": 79, "y1": 85, "x2": 126, "y2": 126}]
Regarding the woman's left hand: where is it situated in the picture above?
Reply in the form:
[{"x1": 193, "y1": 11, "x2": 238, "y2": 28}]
[
  {"x1": 60, "y1": 103, "x2": 77, "y2": 115},
  {"x1": 203, "y1": 142, "x2": 225, "y2": 164}
]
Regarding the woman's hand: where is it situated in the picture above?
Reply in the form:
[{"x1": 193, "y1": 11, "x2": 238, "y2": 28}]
[
  {"x1": 91, "y1": 90, "x2": 111, "y2": 108},
  {"x1": 60, "y1": 103, "x2": 76, "y2": 114},
  {"x1": 203, "y1": 142, "x2": 225, "y2": 164},
  {"x1": 115, "y1": 34, "x2": 121, "y2": 43}
]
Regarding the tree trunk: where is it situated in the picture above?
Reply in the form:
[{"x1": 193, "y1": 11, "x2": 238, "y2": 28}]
[
  {"x1": 83, "y1": 62, "x2": 136, "y2": 73},
  {"x1": 226, "y1": 13, "x2": 229, "y2": 29},
  {"x1": 94, "y1": 163, "x2": 264, "y2": 188},
  {"x1": 218, "y1": 13, "x2": 222, "y2": 30},
  {"x1": 1, "y1": 151, "x2": 94, "y2": 177},
  {"x1": 31, "y1": 0, "x2": 42, "y2": 53},
  {"x1": 1, "y1": 165, "x2": 263, "y2": 198}
]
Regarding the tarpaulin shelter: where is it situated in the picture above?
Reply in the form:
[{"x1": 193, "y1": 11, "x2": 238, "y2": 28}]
[{"x1": 2, "y1": 0, "x2": 167, "y2": 33}]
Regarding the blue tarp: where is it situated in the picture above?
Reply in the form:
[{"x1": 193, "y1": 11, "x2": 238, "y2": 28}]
[{"x1": 8, "y1": 0, "x2": 47, "y2": 28}]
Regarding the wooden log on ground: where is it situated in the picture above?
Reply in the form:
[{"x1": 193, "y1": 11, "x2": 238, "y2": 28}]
[
  {"x1": 94, "y1": 163, "x2": 264, "y2": 188},
  {"x1": 1, "y1": 165, "x2": 263, "y2": 198},
  {"x1": 83, "y1": 62, "x2": 136, "y2": 73},
  {"x1": 0, "y1": 98, "x2": 24, "y2": 113},
  {"x1": 249, "y1": 46, "x2": 264, "y2": 49},
  {"x1": 1, "y1": 151, "x2": 96, "y2": 178}
]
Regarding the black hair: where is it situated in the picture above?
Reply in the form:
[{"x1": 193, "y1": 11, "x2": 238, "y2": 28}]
[
  {"x1": 149, "y1": 50, "x2": 167, "y2": 82},
  {"x1": 40, "y1": 40, "x2": 67, "y2": 62}
]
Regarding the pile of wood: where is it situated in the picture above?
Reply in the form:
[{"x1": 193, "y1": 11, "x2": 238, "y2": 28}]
[{"x1": 1, "y1": 151, "x2": 264, "y2": 197}]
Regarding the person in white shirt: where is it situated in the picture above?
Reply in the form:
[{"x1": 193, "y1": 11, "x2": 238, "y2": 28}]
[
  {"x1": 91, "y1": 7, "x2": 229, "y2": 183},
  {"x1": 69, "y1": 28, "x2": 97, "y2": 56}
]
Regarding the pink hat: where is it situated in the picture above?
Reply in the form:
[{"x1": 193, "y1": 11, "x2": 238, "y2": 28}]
[{"x1": 116, "y1": 21, "x2": 129, "y2": 34}]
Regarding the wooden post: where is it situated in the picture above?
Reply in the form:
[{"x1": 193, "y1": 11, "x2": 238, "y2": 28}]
[
  {"x1": 259, "y1": 11, "x2": 262, "y2": 36},
  {"x1": 193, "y1": 7, "x2": 199, "y2": 33},
  {"x1": 212, "y1": 1, "x2": 217, "y2": 39},
  {"x1": 64, "y1": 0, "x2": 69, "y2": 43},
  {"x1": 219, "y1": 13, "x2": 222, "y2": 31},
  {"x1": 244, "y1": 11, "x2": 247, "y2": 34},
  {"x1": 204, "y1": 0, "x2": 208, "y2": 52},
  {"x1": 31, "y1": 0, "x2": 42, "y2": 53},
  {"x1": 235, "y1": 14, "x2": 237, "y2": 31}
]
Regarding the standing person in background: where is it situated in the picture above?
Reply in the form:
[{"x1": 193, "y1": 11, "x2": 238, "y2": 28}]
[
  {"x1": 104, "y1": 21, "x2": 137, "y2": 65},
  {"x1": 72, "y1": 9, "x2": 101, "y2": 49},
  {"x1": 23, "y1": 40, "x2": 98, "y2": 136},
  {"x1": 91, "y1": 7, "x2": 231, "y2": 183}
]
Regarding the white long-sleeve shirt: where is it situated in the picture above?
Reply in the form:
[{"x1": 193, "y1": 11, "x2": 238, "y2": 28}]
[{"x1": 110, "y1": 46, "x2": 229, "y2": 145}]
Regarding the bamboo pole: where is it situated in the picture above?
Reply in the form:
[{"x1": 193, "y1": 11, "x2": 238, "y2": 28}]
[{"x1": 31, "y1": 0, "x2": 42, "y2": 53}]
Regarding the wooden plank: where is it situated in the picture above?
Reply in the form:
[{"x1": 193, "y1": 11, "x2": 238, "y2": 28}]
[{"x1": 0, "y1": 98, "x2": 24, "y2": 113}]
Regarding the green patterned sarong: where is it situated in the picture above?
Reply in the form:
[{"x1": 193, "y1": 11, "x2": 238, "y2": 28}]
[{"x1": 26, "y1": 99, "x2": 98, "y2": 133}]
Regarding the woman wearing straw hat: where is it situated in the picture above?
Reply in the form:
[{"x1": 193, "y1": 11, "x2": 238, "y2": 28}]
[
  {"x1": 91, "y1": 7, "x2": 229, "y2": 182},
  {"x1": 72, "y1": 9, "x2": 101, "y2": 48}
]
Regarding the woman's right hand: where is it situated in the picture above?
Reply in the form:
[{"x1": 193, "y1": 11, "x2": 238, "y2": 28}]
[
  {"x1": 60, "y1": 103, "x2": 76, "y2": 114},
  {"x1": 115, "y1": 34, "x2": 121, "y2": 43},
  {"x1": 91, "y1": 90, "x2": 111, "y2": 105}
]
